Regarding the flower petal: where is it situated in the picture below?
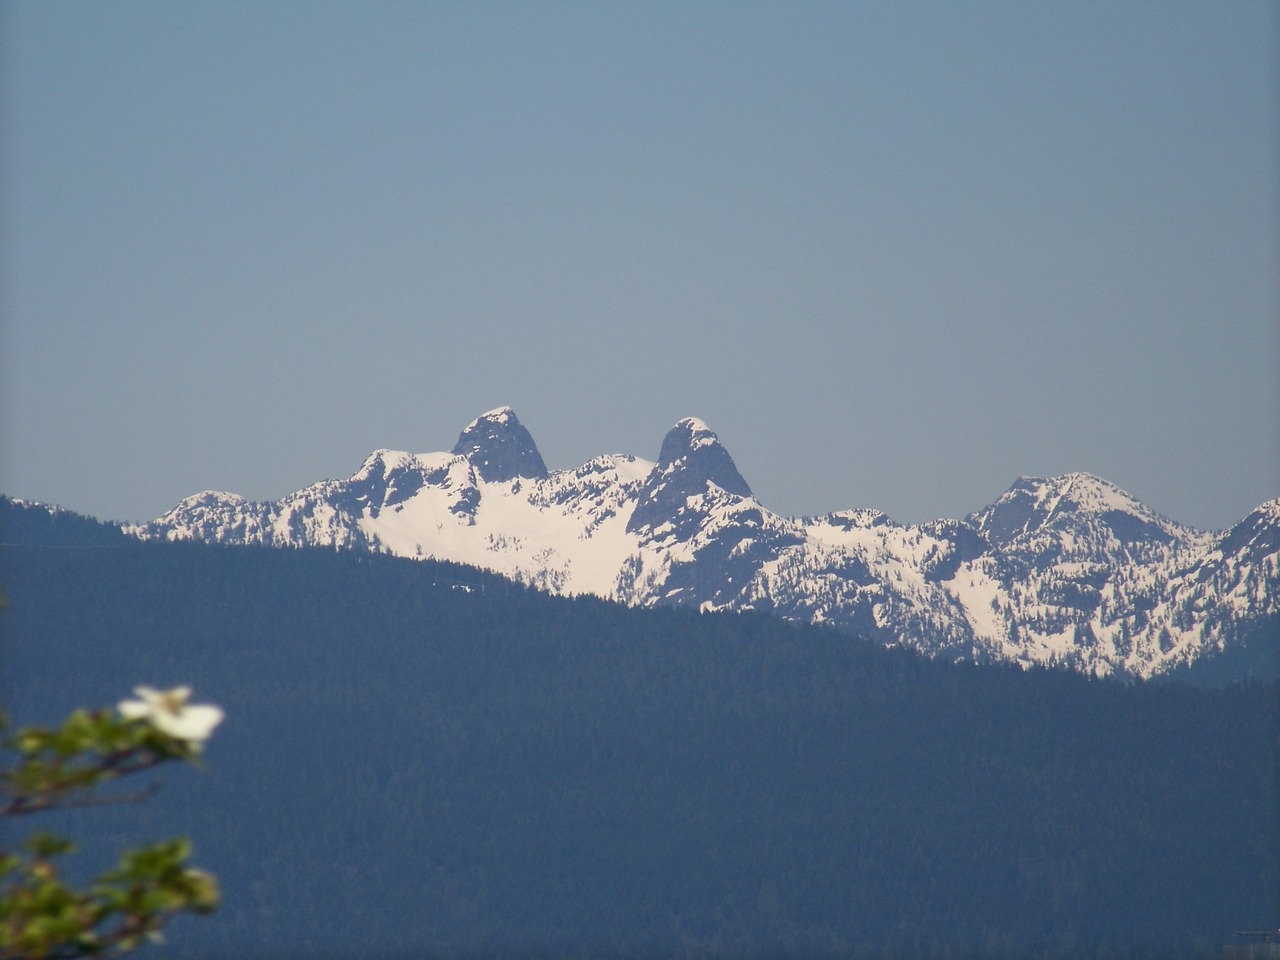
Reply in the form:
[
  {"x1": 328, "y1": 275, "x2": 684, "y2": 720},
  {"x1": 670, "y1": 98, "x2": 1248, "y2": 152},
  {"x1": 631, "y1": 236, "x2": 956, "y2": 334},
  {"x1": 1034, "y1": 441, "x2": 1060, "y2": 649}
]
[
  {"x1": 154, "y1": 704, "x2": 224, "y2": 741},
  {"x1": 168, "y1": 686, "x2": 193, "y2": 705},
  {"x1": 119, "y1": 699, "x2": 153, "y2": 720}
]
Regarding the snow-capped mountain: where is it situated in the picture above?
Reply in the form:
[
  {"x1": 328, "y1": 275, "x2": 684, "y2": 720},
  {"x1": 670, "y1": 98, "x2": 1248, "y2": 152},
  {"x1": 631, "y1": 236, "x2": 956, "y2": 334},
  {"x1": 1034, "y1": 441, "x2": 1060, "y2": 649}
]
[{"x1": 133, "y1": 407, "x2": 1278, "y2": 679}]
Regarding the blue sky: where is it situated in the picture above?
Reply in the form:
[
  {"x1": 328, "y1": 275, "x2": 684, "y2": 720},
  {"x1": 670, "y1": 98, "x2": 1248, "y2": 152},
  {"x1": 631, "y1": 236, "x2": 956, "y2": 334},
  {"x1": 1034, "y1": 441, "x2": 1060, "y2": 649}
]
[{"x1": 2, "y1": 1, "x2": 1276, "y2": 530}]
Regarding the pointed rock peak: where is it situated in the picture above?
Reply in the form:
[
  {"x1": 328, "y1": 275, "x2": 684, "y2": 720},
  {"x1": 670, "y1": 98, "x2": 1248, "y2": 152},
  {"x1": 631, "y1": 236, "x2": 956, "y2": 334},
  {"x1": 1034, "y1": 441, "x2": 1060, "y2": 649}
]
[
  {"x1": 654, "y1": 418, "x2": 752, "y2": 498},
  {"x1": 656, "y1": 417, "x2": 722, "y2": 465},
  {"x1": 466, "y1": 405, "x2": 518, "y2": 428},
  {"x1": 451, "y1": 407, "x2": 548, "y2": 483},
  {"x1": 628, "y1": 418, "x2": 755, "y2": 534}
]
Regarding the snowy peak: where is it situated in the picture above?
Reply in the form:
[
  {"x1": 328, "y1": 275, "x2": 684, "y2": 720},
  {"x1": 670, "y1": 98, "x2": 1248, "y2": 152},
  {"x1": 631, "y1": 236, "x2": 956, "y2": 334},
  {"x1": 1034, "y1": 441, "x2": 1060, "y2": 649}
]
[
  {"x1": 628, "y1": 418, "x2": 753, "y2": 535},
  {"x1": 1220, "y1": 497, "x2": 1280, "y2": 562},
  {"x1": 972, "y1": 472, "x2": 1186, "y2": 548},
  {"x1": 123, "y1": 410, "x2": 1277, "y2": 683},
  {"x1": 654, "y1": 418, "x2": 752, "y2": 498},
  {"x1": 450, "y1": 406, "x2": 548, "y2": 483},
  {"x1": 145, "y1": 490, "x2": 276, "y2": 546}
]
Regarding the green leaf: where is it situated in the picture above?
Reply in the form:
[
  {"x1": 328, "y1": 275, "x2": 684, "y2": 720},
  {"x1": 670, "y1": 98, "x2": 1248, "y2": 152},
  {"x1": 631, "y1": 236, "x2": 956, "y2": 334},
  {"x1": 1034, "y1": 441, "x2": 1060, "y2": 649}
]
[{"x1": 27, "y1": 833, "x2": 75, "y2": 858}]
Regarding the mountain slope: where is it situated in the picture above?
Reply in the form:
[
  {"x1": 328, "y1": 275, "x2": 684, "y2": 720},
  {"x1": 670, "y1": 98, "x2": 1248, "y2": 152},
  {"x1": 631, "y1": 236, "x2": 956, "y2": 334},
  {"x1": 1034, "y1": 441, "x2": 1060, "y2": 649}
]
[{"x1": 131, "y1": 408, "x2": 1279, "y2": 681}]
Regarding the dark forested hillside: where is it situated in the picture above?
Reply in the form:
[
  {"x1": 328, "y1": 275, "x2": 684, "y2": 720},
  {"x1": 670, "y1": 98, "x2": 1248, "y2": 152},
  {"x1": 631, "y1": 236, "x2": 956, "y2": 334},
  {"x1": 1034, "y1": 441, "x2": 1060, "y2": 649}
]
[{"x1": 1, "y1": 505, "x2": 1275, "y2": 958}]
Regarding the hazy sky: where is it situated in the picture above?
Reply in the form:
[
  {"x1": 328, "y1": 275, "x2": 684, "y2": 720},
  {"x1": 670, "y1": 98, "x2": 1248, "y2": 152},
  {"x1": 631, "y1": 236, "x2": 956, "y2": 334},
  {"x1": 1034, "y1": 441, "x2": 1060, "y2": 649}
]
[{"x1": 2, "y1": 1, "x2": 1276, "y2": 531}]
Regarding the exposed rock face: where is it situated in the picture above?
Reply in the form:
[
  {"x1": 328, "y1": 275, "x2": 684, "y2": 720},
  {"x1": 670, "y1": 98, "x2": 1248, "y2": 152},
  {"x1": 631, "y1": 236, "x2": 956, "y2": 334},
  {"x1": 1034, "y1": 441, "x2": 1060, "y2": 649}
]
[
  {"x1": 628, "y1": 418, "x2": 752, "y2": 536},
  {"x1": 451, "y1": 407, "x2": 548, "y2": 483}
]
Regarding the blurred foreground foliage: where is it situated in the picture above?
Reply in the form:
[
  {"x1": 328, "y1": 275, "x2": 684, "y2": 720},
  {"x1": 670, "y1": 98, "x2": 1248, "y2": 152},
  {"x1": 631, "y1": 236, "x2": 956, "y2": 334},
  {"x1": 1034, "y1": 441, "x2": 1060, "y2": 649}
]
[{"x1": 1, "y1": 691, "x2": 221, "y2": 959}]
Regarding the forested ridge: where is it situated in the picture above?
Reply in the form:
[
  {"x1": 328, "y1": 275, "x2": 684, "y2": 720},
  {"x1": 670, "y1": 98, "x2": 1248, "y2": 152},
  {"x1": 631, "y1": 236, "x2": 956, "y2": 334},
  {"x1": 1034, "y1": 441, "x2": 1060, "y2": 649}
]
[{"x1": 1, "y1": 501, "x2": 1275, "y2": 958}]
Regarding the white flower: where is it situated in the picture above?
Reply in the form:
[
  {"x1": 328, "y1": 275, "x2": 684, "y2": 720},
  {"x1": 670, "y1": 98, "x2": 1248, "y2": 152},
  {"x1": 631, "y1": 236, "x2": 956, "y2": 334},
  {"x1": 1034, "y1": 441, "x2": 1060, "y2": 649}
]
[{"x1": 119, "y1": 685, "x2": 224, "y2": 743}]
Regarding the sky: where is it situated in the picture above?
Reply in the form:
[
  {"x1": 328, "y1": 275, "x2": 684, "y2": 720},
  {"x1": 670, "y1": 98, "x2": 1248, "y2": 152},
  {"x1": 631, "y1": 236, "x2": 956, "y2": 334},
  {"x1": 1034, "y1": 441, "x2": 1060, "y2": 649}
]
[{"x1": 2, "y1": 1, "x2": 1276, "y2": 532}]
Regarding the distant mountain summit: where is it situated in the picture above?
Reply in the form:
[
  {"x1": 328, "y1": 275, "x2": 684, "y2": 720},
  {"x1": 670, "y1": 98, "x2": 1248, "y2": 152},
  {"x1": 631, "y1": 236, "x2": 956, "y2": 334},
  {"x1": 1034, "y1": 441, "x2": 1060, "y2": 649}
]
[
  {"x1": 451, "y1": 406, "x2": 548, "y2": 483},
  {"x1": 629, "y1": 418, "x2": 753, "y2": 536},
  {"x1": 972, "y1": 472, "x2": 1186, "y2": 549},
  {"x1": 118, "y1": 408, "x2": 1278, "y2": 681}
]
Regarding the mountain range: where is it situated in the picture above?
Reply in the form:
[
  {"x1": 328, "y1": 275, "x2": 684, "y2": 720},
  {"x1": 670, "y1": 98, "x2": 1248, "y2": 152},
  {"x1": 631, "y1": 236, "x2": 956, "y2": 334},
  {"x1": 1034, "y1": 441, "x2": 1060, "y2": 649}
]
[{"x1": 117, "y1": 406, "x2": 1277, "y2": 681}]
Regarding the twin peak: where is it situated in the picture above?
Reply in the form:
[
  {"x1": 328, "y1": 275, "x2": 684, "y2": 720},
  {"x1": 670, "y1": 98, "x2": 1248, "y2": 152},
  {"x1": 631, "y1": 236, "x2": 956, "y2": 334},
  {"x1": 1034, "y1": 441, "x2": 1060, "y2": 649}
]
[{"x1": 448, "y1": 406, "x2": 751, "y2": 498}]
